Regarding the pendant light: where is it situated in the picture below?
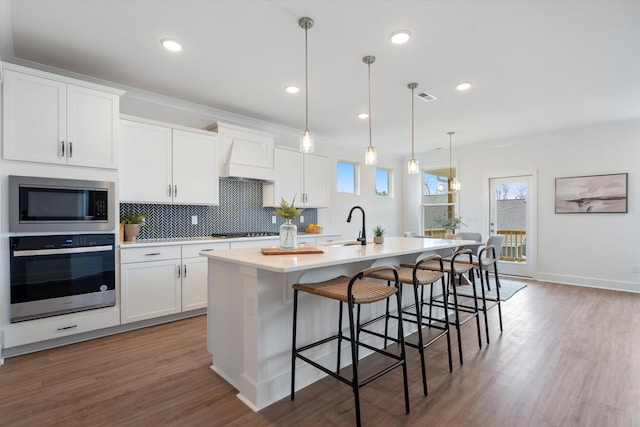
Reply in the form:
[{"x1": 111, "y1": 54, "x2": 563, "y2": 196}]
[
  {"x1": 363, "y1": 55, "x2": 377, "y2": 165},
  {"x1": 299, "y1": 17, "x2": 314, "y2": 153},
  {"x1": 407, "y1": 82, "x2": 419, "y2": 174},
  {"x1": 448, "y1": 131, "x2": 461, "y2": 192}
]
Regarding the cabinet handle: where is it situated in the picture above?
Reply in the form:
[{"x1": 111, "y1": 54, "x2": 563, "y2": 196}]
[
  {"x1": 302, "y1": 193, "x2": 308, "y2": 203},
  {"x1": 183, "y1": 265, "x2": 187, "y2": 277},
  {"x1": 69, "y1": 141, "x2": 73, "y2": 157},
  {"x1": 177, "y1": 265, "x2": 181, "y2": 278},
  {"x1": 57, "y1": 324, "x2": 78, "y2": 331},
  {"x1": 145, "y1": 252, "x2": 161, "y2": 256},
  {"x1": 174, "y1": 185, "x2": 178, "y2": 197},
  {"x1": 168, "y1": 185, "x2": 172, "y2": 197},
  {"x1": 61, "y1": 141, "x2": 65, "y2": 157}
]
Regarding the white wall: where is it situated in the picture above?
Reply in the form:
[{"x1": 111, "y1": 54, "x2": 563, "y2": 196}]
[{"x1": 410, "y1": 119, "x2": 640, "y2": 293}]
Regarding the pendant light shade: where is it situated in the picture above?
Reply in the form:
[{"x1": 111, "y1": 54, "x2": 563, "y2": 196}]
[
  {"x1": 448, "y1": 131, "x2": 461, "y2": 192},
  {"x1": 407, "y1": 82, "x2": 419, "y2": 174},
  {"x1": 363, "y1": 55, "x2": 377, "y2": 165},
  {"x1": 299, "y1": 17, "x2": 314, "y2": 153}
]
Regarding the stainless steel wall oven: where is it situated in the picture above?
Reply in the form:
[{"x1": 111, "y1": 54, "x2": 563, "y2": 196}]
[{"x1": 10, "y1": 233, "x2": 116, "y2": 323}]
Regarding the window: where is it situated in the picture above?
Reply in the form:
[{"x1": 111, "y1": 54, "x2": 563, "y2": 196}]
[
  {"x1": 375, "y1": 168, "x2": 391, "y2": 196},
  {"x1": 337, "y1": 161, "x2": 357, "y2": 194},
  {"x1": 422, "y1": 167, "x2": 458, "y2": 236}
]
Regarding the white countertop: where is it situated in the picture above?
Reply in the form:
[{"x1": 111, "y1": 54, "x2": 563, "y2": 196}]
[
  {"x1": 200, "y1": 236, "x2": 473, "y2": 273},
  {"x1": 119, "y1": 233, "x2": 341, "y2": 248}
]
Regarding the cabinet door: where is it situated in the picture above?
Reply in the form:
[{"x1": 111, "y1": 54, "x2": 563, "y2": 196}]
[
  {"x1": 263, "y1": 148, "x2": 303, "y2": 207},
  {"x1": 172, "y1": 129, "x2": 218, "y2": 205},
  {"x1": 2, "y1": 70, "x2": 67, "y2": 164},
  {"x1": 120, "y1": 259, "x2": 181, "y2": 323},
  {"x1": 303, "y1": 154, "x2": 329, "y2": 208},
  {"x1": 182, "y1": 257, "x2": 208, "y2": 311},
  {"x1": 66, "y1": 84, "x2": 120, "y2": 168},
  {"x1": 119, "y1": 120, "x2": 172, "y2": 203}
]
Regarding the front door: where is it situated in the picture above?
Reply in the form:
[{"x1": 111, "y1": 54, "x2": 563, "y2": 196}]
[{"x1": 488, "y1": 174, "x2": 536, "y2": 277}]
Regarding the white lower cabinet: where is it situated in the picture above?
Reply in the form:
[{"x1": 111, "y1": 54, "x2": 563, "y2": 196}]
[
  {"x1": 3, "y1": 306, "x2": 120, "y2": 348},
  {"x1": 120, "y1": 242, "x2": 229, "y2": 324}
]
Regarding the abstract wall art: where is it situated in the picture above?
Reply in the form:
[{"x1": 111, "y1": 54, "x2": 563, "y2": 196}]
[{"x1": 555, "y1": 173, "x2": 628, "y2": 213}]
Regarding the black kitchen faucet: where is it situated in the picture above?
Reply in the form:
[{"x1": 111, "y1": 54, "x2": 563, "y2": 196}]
[{"x1": 346, "y1": 206, "x2": 366, "y2": 245}]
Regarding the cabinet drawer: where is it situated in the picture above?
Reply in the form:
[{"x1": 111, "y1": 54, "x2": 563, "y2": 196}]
[
  {"x1": 182, "y1": 242, "x2": 230, "y2": 258},
  {"x1": 3, "y1": 307, "x2": 120, "y2": 348},
  {"x1": 120, "y1": 245, "x2": 181, "y2": 263}
]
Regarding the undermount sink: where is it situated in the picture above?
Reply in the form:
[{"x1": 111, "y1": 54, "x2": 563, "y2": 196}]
[{"x1": 320, "y1": 240, "x2": 372, "y2": 247}]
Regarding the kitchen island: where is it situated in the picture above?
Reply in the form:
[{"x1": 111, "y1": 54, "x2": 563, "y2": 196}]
[{"x1": 201, "y1": 236, "x2": 471, "y2": 410}]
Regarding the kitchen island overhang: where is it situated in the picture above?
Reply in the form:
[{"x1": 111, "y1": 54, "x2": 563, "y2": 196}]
[{"x1": 201, "y1": 236, "x2": 473, "y2": 411}]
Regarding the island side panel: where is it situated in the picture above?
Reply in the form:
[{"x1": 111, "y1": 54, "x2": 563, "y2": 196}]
[{"x1": 207, "y1": 259, "x2": 247, "y2": 393}]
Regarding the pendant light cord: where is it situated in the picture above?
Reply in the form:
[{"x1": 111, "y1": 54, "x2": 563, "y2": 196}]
[
  {"x1": 304, "y1": 25, "x2": 309, "y2": 131},
  {"x1": 449, "y1": 133, "x2": 453, "y2": 181},
  {"x1": 411, "y1": 85, "x2": 415, "y2": 158},
  {"x1": 368, "y1": 60, "x2": 372, "y2": 149}
]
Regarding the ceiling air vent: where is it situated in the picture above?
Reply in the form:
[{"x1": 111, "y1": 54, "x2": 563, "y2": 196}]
[{"x1": 416, "y1": 91, "x2": 437, "y2": 102}]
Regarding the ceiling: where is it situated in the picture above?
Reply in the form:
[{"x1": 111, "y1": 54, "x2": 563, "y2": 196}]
[{"x1": 2, "y1": 0, "x2": 639, "y2": 156}]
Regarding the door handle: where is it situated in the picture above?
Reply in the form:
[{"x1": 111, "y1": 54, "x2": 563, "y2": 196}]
[
  {"x1": 61, "y1": 141, "x2": 65, "y2": 157},
  {"x1": 183, "y1": 265, "x2": 187, "y2": 277},
  {"x1": 168, "y1": 185, "x2": 172, "y2": 197},
  {"x1": 69, "y1": 141, "x2": 73, "y2": 157},
  {"x1": 177, "y1": 265, "x2": 181, "y2": 278},
  {"x1": 174, "y1": 185, "x2": 178, "y2": 197}
]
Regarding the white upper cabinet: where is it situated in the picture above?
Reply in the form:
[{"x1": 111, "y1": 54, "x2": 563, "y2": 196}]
[
  {"x1": 119, "y1": 119, "x2": 172, "y2": 203},
  {"x1": 172, "y1": 129, "x2": 218, "y2": 205},
  {"x1": 2, "y1": 66, "x2": 122, "y2": 169},
  {"x1": 119, "y1": 116, "x2": 218, "y2": 205},
  {"x1": 263, "y1": 147, "x2": 329, "y2": 208},
  {"x1": 302, "y1": 153, "x2": 329, "y2": 208}
]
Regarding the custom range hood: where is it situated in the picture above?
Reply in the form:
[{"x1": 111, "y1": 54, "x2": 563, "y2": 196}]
[{"x1": 213, "y1": 122, "x2": 275, "y2": 181}]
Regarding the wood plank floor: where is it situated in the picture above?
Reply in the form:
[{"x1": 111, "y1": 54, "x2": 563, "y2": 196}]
[{"x1": 1, "y1": 279, "x2": 639, "y2": 427}]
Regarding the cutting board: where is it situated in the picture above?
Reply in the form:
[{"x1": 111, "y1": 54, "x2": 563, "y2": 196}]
[{"x1": 261, "y1": 247, "x2": 324, "y2": 255}]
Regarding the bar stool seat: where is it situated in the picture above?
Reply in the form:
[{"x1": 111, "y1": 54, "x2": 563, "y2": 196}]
[
  {"x1": 367, "y1": 254, "x2": 452, "y2": 396},
  {"x1": 291, "y1": 266, "x2": 410, "y2": 427}
]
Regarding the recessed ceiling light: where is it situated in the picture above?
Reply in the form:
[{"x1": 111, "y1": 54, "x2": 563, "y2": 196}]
[
  {"x1": 390, "y1": 30, "x2": 411, "y2": 45},
  {"x1": 357, "y1": 112, "x2": 369, "y2": 119},
  {"x1": 456, "y1": 82, "x2": 472, "y2": 91},
  {"x1": 161, "y1": 38, "x2": 182, "y2": 52},
  {"x1": 284, "y1": 85, "x2": 300, "y2": 94}
]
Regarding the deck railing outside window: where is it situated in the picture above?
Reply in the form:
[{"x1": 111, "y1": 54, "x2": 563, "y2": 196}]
[
  {"x1": 497, "y1": 229, "x2": 526, "y2": 262},
  {"x1": 423, "y1": 228, "x2": 446, "y2": 238},
  {"x1": 423, "y1": 228, "x2": 527, "y2": 262}
]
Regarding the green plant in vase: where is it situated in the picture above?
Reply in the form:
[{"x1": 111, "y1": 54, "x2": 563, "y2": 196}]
[
  {"x1": 433, "y1": 214, "x2": 465, "y2": 239},
  {"x1": 120, "y1": 211, "x2": 154, "y2": 241},
  {"x1": 373, "y1": 225, "x2": 386, "y2": 244},
  {"x1": 274, "y1": 196, "x2": 304, "y2": 250}
]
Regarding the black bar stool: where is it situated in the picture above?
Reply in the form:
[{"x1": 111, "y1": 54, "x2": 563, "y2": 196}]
[
  {"x1": 291, "y1": 265, "x2": 410, "y2": 427},
  {"x1": 422, "y1": 249, "x2": 482, "y2": 365},
  {"x1": 367, "y1": 254, "x2": 452, "y2": 396}
]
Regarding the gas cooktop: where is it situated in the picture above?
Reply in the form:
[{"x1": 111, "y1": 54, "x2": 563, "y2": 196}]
[{"x1": 211, "y1": 231, "x2": 279, "y2": 238}]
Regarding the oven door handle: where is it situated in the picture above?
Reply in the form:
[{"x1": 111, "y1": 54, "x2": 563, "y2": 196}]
[{"x1": 13, "y1": 245, "x2": 114, "y2": 257}]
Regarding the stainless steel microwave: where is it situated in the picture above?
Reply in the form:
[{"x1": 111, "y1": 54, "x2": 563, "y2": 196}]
[{"x1": 9, "y1": 175, "x2": 116, "y2": 232}]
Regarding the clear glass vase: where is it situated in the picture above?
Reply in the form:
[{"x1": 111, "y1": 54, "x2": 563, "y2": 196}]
[{"x1": 279, "y1": 219, "x2": 298, "y2": 250}]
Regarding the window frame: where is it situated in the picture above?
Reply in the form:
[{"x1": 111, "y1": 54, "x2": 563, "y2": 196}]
[
  {"x1": 375, "y1": 167, "x2": 393, "y2": 197},
  {"x1": 421, "y1": 161, "x2": 459, "y2": 234},
  {"x1": 336, "y1": 160, "x2": 359, "y2": 195}
]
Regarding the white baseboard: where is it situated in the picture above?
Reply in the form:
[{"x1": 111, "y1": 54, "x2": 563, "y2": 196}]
[{"x1": 536, "y1": 272, "x2": 640, "y2": 294}]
